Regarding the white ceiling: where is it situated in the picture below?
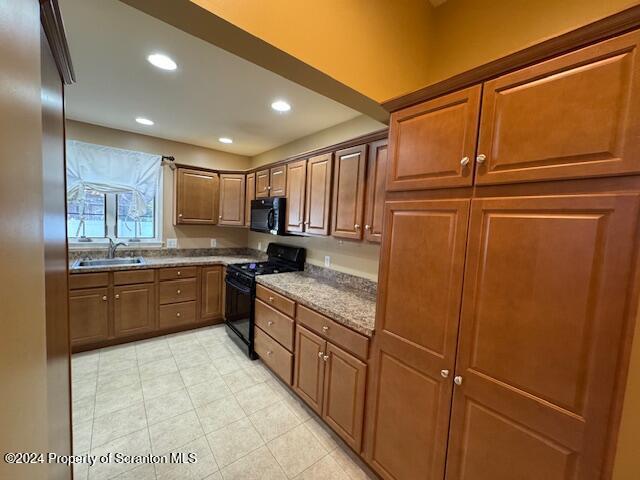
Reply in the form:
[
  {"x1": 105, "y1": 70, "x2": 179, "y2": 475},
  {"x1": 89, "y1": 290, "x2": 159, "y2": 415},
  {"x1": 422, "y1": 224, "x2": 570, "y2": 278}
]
[{"x1": 59, "y1": 0, "x2": 362, "y2": 156}]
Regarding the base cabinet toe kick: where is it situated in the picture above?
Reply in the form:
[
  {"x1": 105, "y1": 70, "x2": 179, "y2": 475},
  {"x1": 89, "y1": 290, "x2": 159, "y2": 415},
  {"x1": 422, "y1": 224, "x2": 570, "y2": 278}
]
[
  {"x1": 253, "y1": 285, "x2": 370, "y2": 455},
  {"x1": 68, "y1": 265, "x2": 224, "y2": 352}
]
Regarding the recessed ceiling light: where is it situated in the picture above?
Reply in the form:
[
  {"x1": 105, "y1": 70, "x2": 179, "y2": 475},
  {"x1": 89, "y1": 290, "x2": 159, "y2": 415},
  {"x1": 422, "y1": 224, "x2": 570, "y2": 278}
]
[
  {"x1": 135, "y1": 117, "x2": 154, "y2": 126},
  {"x1": 218, "y1": 137, "x2": 233, "y2": 144},
  {"x1": 147, "y1": 53, "x2": 177, "y2": 71},
  {"x1": 271, "y1": 100, "x2": 291, "y2": 112}
]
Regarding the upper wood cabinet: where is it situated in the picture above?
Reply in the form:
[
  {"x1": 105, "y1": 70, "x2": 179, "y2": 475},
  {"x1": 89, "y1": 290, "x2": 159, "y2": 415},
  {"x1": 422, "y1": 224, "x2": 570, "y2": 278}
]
[
  {"x1": 174, "y1": 168, "x2": 219, "y2": 225},
  {"x1": 387, "y1": 85, "x2": 481, "y2": 192},
  {"x1": 332, "y1": 145, "x2": 367, "y2": 239},
  {"x1": 305, "y1": 153, "x2": 333, "y2": 235},
  {"x1": 364, "y1": 139, "x2": 388, "y2": 243},
  {"x1": 69, "y1": 287, "x2": 109, "y2": 348},
  {"x1": 114, "y1": 283, "x2": 156, "y2": 338},
  {"x1": 477, "y1": 30, "x2": 640, "y2": 185},
  {"x1": 245, "y1": 172, "x2": 255, "y2": 227},
  {"x1": 256, "y1": 169, "x2": 270, "y2": 198},
  {"x1": 366, "y1": 198, "x2": 470, "y2": 480},
  {"x1": 270, "y1": 165, "x2": 287, "y2": 197},
  {"x1": 218, "y1": 173, "x2": 245, "y2": 226},
  {"x1": 286, "y1": 159, "x2": 307, "y2": 233},
  {"x1": 445, "y1": 192, "x2": 640, "y2": 479},
  {"x1": 200, "y1": 265, "x2": 223, "y2": 322}
]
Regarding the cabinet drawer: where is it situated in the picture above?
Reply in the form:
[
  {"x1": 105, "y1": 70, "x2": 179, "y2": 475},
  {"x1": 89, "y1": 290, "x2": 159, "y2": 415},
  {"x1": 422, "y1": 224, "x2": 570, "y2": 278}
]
[
  {"x1": 256, "y1": 284, "x2": 295, "y2": 317},
  {"x1": 255, "y1": 299, "x2": 294, "y2": 351},
  {"x1": 159, "y1": 266, "x2": 197, "y2": 281},
  {"x1": 255, "y1": 326, "x2": 293, "y2": 385},
  {"x1": 296, "y1": 304, "x2": 369, "y2": 360},
  {"x1": 159, "y1": 278, "x2": 197, "y2": 305},
  {"x1": 69, "y1": 272, "x2": 109, "y2": 290},
  {"x1": 159, "y1": 301, "x2": 196, "y2": 329},
  {"x1": 113, "y1": 269, "x2": 155, "y2": 286}
]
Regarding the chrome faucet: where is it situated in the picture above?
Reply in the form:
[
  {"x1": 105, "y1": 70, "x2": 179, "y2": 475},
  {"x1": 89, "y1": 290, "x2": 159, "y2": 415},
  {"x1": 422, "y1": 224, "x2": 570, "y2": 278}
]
[{"x1": 107, "y1": 238, "x2": 127, "y2": 259}]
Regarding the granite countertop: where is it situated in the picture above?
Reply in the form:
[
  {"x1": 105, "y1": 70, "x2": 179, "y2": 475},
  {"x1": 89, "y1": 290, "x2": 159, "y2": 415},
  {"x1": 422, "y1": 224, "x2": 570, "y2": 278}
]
[
  {"x1": 256, "y1": 271, "x2": 376, "y2": 337},
  {"x1": 69, "y1": 255, "x2": 264, "y2": 273}
]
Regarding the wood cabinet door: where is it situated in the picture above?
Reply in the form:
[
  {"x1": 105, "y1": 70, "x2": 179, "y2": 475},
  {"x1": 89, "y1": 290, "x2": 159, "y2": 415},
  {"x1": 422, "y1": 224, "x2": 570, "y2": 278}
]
[
  {"x1": 245, "y1": 172, "x2": 255, "y2": 227},
  {"x1": 445, "y1": 193, "x2": 640, "y2": 480},
  {"x1": 477, "y1": 30, "x2": 640, "y2": 185},
  {"x1": 175, "y1": 168, "x2": 219, "y2": 224},
  {"x1": 256, "y1": 169, "x2": 270, "y2": 198},
  {"x1": 322, "y1": 342, "x2": 367, "y2": 451},
  {"x1": 293, "y1": 325, "x2": 327, "y2": 414},
  {"x1": 69, "y1": 287, "x2": 110, "y2": 347},
  {"x1": 114, "y1": 283, "x2": 156, "y2": 338},
  {"x1": 286, "y1": 159, "x2": 307, "y2": 233},
  {"x1": 332, "y1": 145, "x2": 367, "y2": 239},
  {"x1": 365, "y1": 198, "x2": 470, "y2": 480},
  {"x1": 364, "y1": 139, "x2": 388, "y2": 242},
  {"x1": 219, "y1": 173, "x2": 245, "y2": 226},
  {"x1": 270, "y1": 164, "x2": 287, "y2": 197},
  {"x1": 387, "y1": 85, "x2": 480, "y2": 192},
  {"x1": 305, "y1": 153, "x2": 333, "y2": 235},
  {"x1": 201, "y1": 266, "x2": 223, "y2": 321}
]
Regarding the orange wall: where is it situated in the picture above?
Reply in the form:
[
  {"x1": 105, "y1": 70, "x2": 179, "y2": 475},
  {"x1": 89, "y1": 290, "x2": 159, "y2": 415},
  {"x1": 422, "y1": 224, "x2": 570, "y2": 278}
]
[
  {"x1": 191, "y1": 0, "x2": 435, "y2": 103},
  {"x1": 191, "y1": 0, "x2": 638, "y2": 102}
]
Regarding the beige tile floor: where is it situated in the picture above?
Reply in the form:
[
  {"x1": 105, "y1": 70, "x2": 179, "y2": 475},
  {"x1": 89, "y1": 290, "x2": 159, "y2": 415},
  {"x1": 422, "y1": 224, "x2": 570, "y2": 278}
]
[{"x1": 72, "y1": 325, "x2": 377, "y2": 480}]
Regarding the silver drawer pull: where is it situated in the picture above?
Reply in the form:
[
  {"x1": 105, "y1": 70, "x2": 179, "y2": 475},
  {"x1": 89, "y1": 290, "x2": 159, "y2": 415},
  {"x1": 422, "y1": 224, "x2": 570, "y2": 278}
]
[
  {"x1": 115, "y1": 294, "x2": 120, "y2": 299},
  {"x1": 323, "y1": 354, "x2": 329, "y2": 361},
  {"x1": 454, "y1": 375, "x2": 463, "y2": 386},
  {"x1": 364, "y1": 224, "x2": 370, "y2": 230},
  {"x1": 460, "y1": 156, "x2": 470, "y2": 167},
  {"x1": 267, "y1": 350, "x2": 273, "y2": 356},
  {"x1": 318, "y1": 351, "x2": 324, "y2": 358},
  {"x1": 269, "y1": 296, "x2": 274, "y2": 302},
  {"x1": 267, "y1": 321, "x2": 274, "y2": 326},
  {"x1": 176, "y1": 312, "x2": 181, "y2": 318},
  {"x1": 322, "y1": 325, "x2": 329, "y2": 332},
  {"x1": 102, "y1": 296, "x2": 107, "y2": 301},
  {"x1": 177, "y1": 290, "x2": 181, "y2": 294},
  {"x1": 440, "y1": 369, "x2": 449, "y2": 378},
  {"x1": 177, "y1": 271, "x2": 181, "y2": 276},
  {"x1": 476, "y1": 154, "x2": 486, "y2": 164}
]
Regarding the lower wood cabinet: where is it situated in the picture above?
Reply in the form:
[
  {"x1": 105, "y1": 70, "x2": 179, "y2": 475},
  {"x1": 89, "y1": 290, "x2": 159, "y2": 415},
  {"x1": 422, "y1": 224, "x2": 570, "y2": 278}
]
[
  {"x1": 114, "y1": 283, "x2": 156, "y2": 337},
  {"x1": 201, "y1": 265, "x2": 223, "y2": 321},
  {"x1": 294, "y1": 324, "x2": 367, "y2": 451},
  {"x1": 69, "y1": 287, "x2": 109, "y2": 348},
  {"x1": 69, "y1": 264, "x2": 224, "y2": 351}
]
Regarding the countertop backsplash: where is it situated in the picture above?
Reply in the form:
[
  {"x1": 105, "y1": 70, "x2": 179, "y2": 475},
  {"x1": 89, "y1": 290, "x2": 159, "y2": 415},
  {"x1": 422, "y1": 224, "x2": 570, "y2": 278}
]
[{"x1": 68, "y1": 247, "x2": 263, "y2": 262}]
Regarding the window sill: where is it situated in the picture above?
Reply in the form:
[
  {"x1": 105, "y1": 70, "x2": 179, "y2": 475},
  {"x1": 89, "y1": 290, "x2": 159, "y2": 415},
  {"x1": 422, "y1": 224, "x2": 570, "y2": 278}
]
[{"x1": 68, "y1": 240, "x2": 164, "y2": 251}]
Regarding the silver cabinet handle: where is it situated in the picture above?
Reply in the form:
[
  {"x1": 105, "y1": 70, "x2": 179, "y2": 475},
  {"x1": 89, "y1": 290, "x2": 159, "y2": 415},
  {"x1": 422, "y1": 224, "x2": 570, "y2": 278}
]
[
  {"x1": 267, "y1": 321, "x2": 274, "y2": 326},
  {"x1": 267, "y1": 186, "x2": 271, "y2": 190},
  {"x1": 177, "y1": 290, "x2": 181, "y2": 294},
  {"x1": 318, "y1": 351, "x2": 324, "y2": 358},
  {"x1": 267, "y1": 350, "x2": 273, "y2": 356},
  {"x1": 102, "y1": 295, "x2": 108, "y2": 301},
  {"x1": 176, "y1": 312, "x2": 181, "y2": 318},
  {"x1": 365, "y1": 224, "x2": 371, "y2": 230},
  {"x1": 269, "y1": 296, "x2": 274, "y2": 302},
  {"x1": 323, "y1": 354, "x2": 329, "y2": 361},
  {"x1": 178, "y1": 213, "x2": 183, "y2": 218},
  {"x1": 322, "y1": 325, "x2": 329, "y2": 332},
  {"x1": 115, "y1": 294, "x2": 120, "y2": 299},
  {"x1": 440, "y1": 369, "x2": 449, "y2": 378},
  {"x1": 460, "y1": 156, "x2": 470, "y2": 167},
  {"x1": 476, "y1": 154, "x2": 486, "y2": 164},
  {"x1": 354, "y1": 224, "x2": 360, "y2": 230},
  {"x1": 177, "y1": 271, "x2": 181, "y2": 276},
  {"x1": 219, "y1": 215, "x2": 222, "y2": 219},
  {"x1": 454, "y1": 375, "x2": 463, "y2": 386}
]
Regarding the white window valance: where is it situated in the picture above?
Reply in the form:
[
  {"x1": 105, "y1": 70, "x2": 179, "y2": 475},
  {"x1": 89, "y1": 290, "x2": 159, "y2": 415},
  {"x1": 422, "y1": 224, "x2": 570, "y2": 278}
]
[{"x1": 66, "y1": 140, "x2": 162, "y2": 220}]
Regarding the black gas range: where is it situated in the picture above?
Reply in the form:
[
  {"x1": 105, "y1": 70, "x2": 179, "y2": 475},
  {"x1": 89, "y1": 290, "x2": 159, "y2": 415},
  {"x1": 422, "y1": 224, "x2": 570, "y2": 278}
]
[{"x1": 224, "y1": 243, "x2": 305, "y2": 358}]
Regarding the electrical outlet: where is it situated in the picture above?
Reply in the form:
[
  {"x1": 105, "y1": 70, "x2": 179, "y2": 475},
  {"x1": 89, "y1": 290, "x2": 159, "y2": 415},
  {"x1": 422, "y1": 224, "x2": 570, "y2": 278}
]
[
  {"x1": 166, "y1": 238, "x2": 177, "y2": 249},
  {"x1": 210, "y1": 238, "x2": 217, "y2": 248},
  {"x1": 324, "y1": 255, "x2": 331, "y2": 267},
  {"x1": 258, "y1": 241, "x2": 262, "y2": 251}
]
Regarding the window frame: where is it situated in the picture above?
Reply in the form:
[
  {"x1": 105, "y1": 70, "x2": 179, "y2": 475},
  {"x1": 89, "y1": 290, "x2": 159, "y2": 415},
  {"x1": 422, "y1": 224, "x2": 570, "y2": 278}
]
[{"x1": 67, "y1": 169, "x2": 163, "y2": 248}]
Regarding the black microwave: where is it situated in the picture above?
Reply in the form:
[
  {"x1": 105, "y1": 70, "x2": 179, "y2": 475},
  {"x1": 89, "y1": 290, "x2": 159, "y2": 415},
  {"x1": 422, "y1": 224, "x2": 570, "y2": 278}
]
[{"x1": 250, "y1": 197, "x2": 286, "y2": 235}]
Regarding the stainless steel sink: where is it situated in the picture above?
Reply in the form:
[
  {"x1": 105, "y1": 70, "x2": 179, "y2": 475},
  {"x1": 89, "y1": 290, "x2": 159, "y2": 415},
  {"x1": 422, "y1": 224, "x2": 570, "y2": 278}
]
[{"x1": 74, "y1": 257, "x2": 145, "y2": 267}]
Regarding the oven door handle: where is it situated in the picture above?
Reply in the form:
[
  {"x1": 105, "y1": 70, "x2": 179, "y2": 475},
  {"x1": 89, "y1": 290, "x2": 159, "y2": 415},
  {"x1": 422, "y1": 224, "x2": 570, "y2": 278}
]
[{"x1": 225, "y1": 277, "x2": 252, "y2": 295}]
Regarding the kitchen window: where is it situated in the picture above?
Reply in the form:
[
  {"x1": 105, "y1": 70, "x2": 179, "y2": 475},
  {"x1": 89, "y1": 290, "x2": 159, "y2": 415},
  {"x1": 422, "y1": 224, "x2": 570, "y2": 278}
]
[{"x1": 66, "y1": 140, "x2": 163, "y2": 244}]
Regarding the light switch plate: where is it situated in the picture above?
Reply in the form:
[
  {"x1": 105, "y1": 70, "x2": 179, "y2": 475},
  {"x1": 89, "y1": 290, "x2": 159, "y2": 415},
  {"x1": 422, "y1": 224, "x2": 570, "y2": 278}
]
[
  {"x1": 324, "y1": 256, "x2": 331, "y2": 267},
  {"x1": 210, "y1": 238, "x2": 217, "y2": 248},
  {"x1": 166, "y1": 238, "x2": 177, "y2": 249}
]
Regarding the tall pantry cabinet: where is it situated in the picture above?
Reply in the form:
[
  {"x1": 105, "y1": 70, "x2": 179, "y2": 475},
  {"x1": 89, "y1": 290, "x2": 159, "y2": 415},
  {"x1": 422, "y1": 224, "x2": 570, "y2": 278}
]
[{"x1": 365, "y1": 29, "x2": 640, "y2": 480}]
